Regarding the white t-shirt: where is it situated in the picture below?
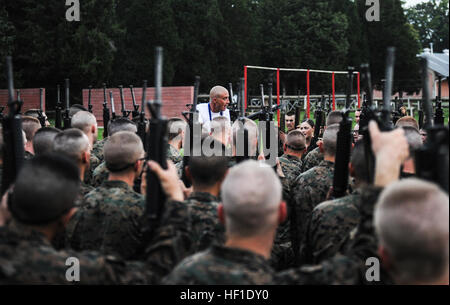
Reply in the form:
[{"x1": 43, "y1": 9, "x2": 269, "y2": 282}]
[{"x1": 197, "y1": 102, "x2": 231, "y2": 132}]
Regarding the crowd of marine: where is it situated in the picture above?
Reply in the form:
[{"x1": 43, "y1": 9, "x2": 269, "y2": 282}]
[{"x1": 0, "y1": 48, "x2": 448, "y2": 285}]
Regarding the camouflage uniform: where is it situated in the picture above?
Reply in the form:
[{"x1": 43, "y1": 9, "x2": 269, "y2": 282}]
[
  {"x1": 302, "y1": 147, "x2": 324, "y2": 172},
  {"x1": 84, "y1": 154, "x2": 101, "y2": 186},
  {"x1": 91, "y1": 161, "x2": 109, "y2": 188},
  {"x1": 162, "y1": 245, "x2": 276, "y2": 285},
  {"x1": 279, "y1": 154, "x2": 303, "y2": 181},
  {"x1": 65, "y1": 180, "x2": 145, "y2": 260},
  {"x1": 301, "y1": 189, "x2": 362, "y2": 264},
  {"x1": 74, "y1": 182, "x2": 94, "y2": 207},
  {"x1": 289, "y1": 160, "x2": 334, "y2": 263},
  {"x1": 167, "y1": 144, "x2": 183, "y2": 164},
  {"x1": 91, "y1": 138, "x2": 106, "y2": 162},
  {"x1": 0, "y1": 220, "x2": 157, "y2": 284}
]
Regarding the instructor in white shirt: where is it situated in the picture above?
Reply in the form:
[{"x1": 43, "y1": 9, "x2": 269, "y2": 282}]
[{"x1": 197, "y1": 86, "x2": 231, "y2": 132}]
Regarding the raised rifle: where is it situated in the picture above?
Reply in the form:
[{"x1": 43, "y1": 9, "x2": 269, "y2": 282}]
[
  {"x1": 307, "y1": 95, "x2": 324, "y2": 153},
  {"x1": 109, "y1": 90, "x2": 117, "y2": 120},
  {"x1": 236, "y1": 77, "x2": 250, "y2": 163},
  {"x1": 130, "y1": 85, "x2": 140, "y2": 119},
  {"x1": 87, "y1": 86, "x2": 93, "y2": 113},
  {"x1": 119, "y1": 85, "x2": 131, "y2": 118},
  {"x1": 331, "y1": 67, "x2": 354, "y2": 199},
  {"x1": 228, "y1": 82, "x2": 239, "y2": 122},
  {"x1": 63, "y1": 79, "x2": 71, "y2": 129},
  {"x1": 137, "y1": 81, "x2": 147, "y2": 147},
  {"x1": 102, "y1": 83, "x2": 110, "y2": 138},
  {"x1": 415, "y1": 57, "x2": 449, "y2": 193},
  {"x1": 434, "y1": 75, "x2": 445, "y2": 125},
  {"x1": 279, "y1": 87, "x2": 286, "y2": 133},
  {"x1": 37, "y1": 88, "x2": 46, "y2": 127},
  {"x1": 143, "y1": 46, "x2": 169, "y2": 241},
  {"x1": 55, "y1": 85, "x2": 63, "y2": 129},
  {"x1": 181, "y1": 76, "x2": 200, "y2": 187},
  {"x1": 1, "y1": 56, "x2": 25, "y2": 195},
  {"x1": 379, "y1": 47, "x2": 395, "y2": 131}
]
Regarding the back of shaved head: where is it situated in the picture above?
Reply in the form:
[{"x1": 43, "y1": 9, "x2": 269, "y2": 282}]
[
  {"x1": 286, "y1": 130, "x2": 306, "y2": 151},
  {"x1": 71, "y1": 111, "x2": 97, "y2": 134},
  {"x1": 33, "y1": 127, "x2": 61, "y2": 156},
  {"x1": 326, "y1": 111, "x2": 343, "y2": 127},
  {"x1": 232, "y1": 118, "x2": 259, "y2": 156},
  {"x1": 53, "y1": 128, "x2": 90, "y2": 163},
  {"x1": 21, "y1": 116, "x2": 41, "y2": 142},
  {"x1": 221, "y1": 160, "x2": 282, "y2": 237},
  {"x1": 104, "y1": 131, "x2": 144, "y2": 173},
  {"x1": 322, "y1": 123, "x2": 339, "y2": 157}
]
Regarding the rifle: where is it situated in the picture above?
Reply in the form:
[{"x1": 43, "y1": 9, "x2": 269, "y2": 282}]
[
  {"x1": 228, "y1": 82, "x2": 239, "y2": 122},
  {"x1": 181, "y1": 76, "x2": 201, "y2": 187},
  {"x1": 331, "y1": 67, "x2": 354, "y2": 198},
  {"x1": 1, "y1": 56, "x2": 25, "y2": 195},
  {"x1": 137, "y1": 81, "x2": 147, "y2": 147},
  {"x1": 102, "y1": 83, "x2": 110, "y2": 138},
  {"x1": 236, "y1": 77, "x2": 250, "y2": 163},
  {"x1": 379, "y1": 47, "x2": 395, "y2": 131},
  {"x1": 434, "y1": 75, "x2": 445, "y2": 125},
  {"x1": 415, "y1": 57, "x2": 449, "y2": 193},
  {"x1": 87, "y1": 86, "x2": 93, "y2": 113},
  {"x1": 109, "y1": 91, "x2": 117, "y2": 120},
  {"x1": 279, "y1": 87, "x2": 286, "y2": 133},
  {"x1": 119, "y1": 85, "x2": 131, "y2": 118},
  {"x1": 130, "y1": 85, "x2": 140, "y2": 119},
  {"x1": 307, "y1": 95, "x2": 324, "y2": 153},
  {"x1": 63, "y1": 79, "x2": 71, "y2": 130},
  {"x1": 55, "y1": 85, "x2": 63, "y2": 129},
  {"x1": 143, "y1": 46, "x2": 168, "y2": 241},
  {"x1": 37, "y1": 88, "x2": 46, "y2": 127}
]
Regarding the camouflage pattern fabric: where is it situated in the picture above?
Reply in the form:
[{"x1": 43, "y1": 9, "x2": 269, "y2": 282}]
[
  {"x1": 289, "y1": 160, "x2": 334, "y2": 263},
  {"x1": 0, "y1": 220, "x2": 157, "y2": 284},
  {"x1": 301, "y1": 189, "x2": 362, "y2": 264},
  {"x1": 302, "y1": 147, "x2": 324, "y2": 172},
  {"x1": 84, "y1": 154, "x2": 101, "y2": 186},
  {"x1": 167, "y1": 144, "x2": 183, "y2": 164},
  {"x1": 91, "y1": 161, "x2": 109, "y2": 188},
  {"x1": 65, "y1": 180, "x2": 145, "y2": 260},
  {"x1": 74, "y1": 182, "x2": 94, "y2": 207},
  {"x1": 162, "y1": 245, "x2": 276, "y2": 285},
  {"x1": 279, "y1": 154, "x2": 303, "y2": 181},
  {"x1": 91, "y1": 138, "x2": 106, "y2": 162}
]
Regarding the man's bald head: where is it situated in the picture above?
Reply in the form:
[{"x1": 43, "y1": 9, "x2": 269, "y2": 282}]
[
  {"x1": 286, "y1": 130, "x2": 306, "y2": 151},
  {"x1": 395, "y1": 116, "x2": 419, "y2": 131},
  {"x1": 209, "y1": 86, "x2": 228, "y2": 100},
  {"x1": 33, "y1": 127, "x2": 61, "y2": 156},
  {"x1": 53, "y1": 128, "x2": 90, "y2": 164},
  {"x1": 104, "y1": 131, "x2": 144, "y2": 173},
  {"x1": 221, "y1": 160, "x2": 282, "y2": 237},
  {"x1": 71, "y1": 111, "x2": 97, "y2": 134}
]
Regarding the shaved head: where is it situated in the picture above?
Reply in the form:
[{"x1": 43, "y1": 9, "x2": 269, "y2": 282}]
[{"x1": 104, "y1": 131, "x2": 144, "y2": 173}]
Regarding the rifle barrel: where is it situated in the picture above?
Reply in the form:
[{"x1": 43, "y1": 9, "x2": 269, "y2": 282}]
[
  {"x1": 383, "y1": 47, "x2": 395, "y2": 112},
  {"x1": 110, "y1": 91, "x2": 116, "y2": 114},
  {"x1": 154, "y1": 47, "x2": 163, "y2": 113},
  {"x1": 65, "y1": 79, "x2": 70, "y2": 110},
  {"x1": 40, "y1": 88, "x2": 44, "y2": 111},
  {"x1": 6, "y1": 57, "x2": 14, "y2": 102},
  {"x1": 421, "y1": 57, "x2": 433, "y2": 128},
  {"x1": 141, "y1": 80, "x2": 147, "y2": 111}
]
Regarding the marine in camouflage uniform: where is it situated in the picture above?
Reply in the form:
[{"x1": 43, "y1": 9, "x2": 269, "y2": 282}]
[
  {"x1": 167, "y1": 144, "x2": 183, "y2": 164},
  {"x1": 301, "y1": 189, "x2": 362, "y2": 264},
  {"x1": 0, "y1": 220, "x2": 157, "y2": 284},
  {"x1": 162, "y1": 245, "x2": 276, "y2": 285},
  {"x1": 65, "y1": 180, "x2": 145, "y2": 260},
  {"x1": 91, "y1": 161, "x2": 109, "y2": 187},
  {"x1": 289, "y1": 160, "x2": 334, "y2": 263},
  {"x1": 279, "y1": 154, "x2": 303, "y2": 181},
  {"x1": 302, "y1": 146, "x2": 323, "y2": 172},
  {"x1": 83, "y1": 154, "x2": 101, "y2": 186}
]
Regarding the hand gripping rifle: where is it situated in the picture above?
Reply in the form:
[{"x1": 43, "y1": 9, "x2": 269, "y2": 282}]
[
  {"x1": 1, "y1": 57, "x2": 25, "y2": 195},
  {"x1": 181, "y1": 76, "x2": 200, "y2": 187},
  {"x1": 102, "y1": 83, "x2": 110, "y2": 138},
  {"x1": 143, "y1": 47, "x2": 169, "y2": 241},
  {"x1": 87, "y1": 86, "x2": 93, "y2": 113},
  {"x1": 119, "y1": 85, "x2": 131, "y2": 118},
  {"x1": 63, "y1": 79, "x2": 71, "y2": 130},
  {"x1": 130, "y1": 85, "x2": 140, "y2": 119},
  {"x1": 331, "y1": 67, "x2": 354, "y2": 199},
  {"x1": 55, "y1": 85, "x2": 63, "y2": 129},
  {"x1": 137, "y1": 81, "x2": 148, "y2": 147},
  {"x1": 37, "y1": 88, "x2": 46, "y2": 127},
  {"x1": 236, "y1": 77, "x2": 250, "y2": 163},
  {"x1": 415, "y1": 57, "x2": 449, "y2": 193},
  {"x1": 307, "y1": 95, "x2": 324, "y2": 153}
]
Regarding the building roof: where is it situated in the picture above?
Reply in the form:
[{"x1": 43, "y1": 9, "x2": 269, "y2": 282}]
[{"x1": 419, "y1": 49, "x2": 449, "y2": 77}]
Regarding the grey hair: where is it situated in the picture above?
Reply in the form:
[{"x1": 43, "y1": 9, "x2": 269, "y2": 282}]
[
  {"x1": 221, "y1": 160, "x2": 282, "y2": 237},
  {"x1": 374, "y1": 178, "x2": 449, "y2": 284},
  {"x1": 53, "y1": 128, "x2": 90, "y2": 163},
  {"x1": 71, "y1": 111, "x2": 97, "y2": 134}
]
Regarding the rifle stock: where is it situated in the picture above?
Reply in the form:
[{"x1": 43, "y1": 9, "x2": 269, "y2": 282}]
[
  {"x1": 63, "y1": 79, "x2": 71, "y2": 130},
  {"x1": 102, "y1": 83, "x2": 110, "y2": 138}
]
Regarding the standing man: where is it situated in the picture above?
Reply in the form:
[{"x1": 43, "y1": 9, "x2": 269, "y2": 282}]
[
  {"x1": 197, "y1": 86, "x2": 231, "y2": 133},
  {"x1": 285, "y1": 112, "x2": 296, "y2": 133}
]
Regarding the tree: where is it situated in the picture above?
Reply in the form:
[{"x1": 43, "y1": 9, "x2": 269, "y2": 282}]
[
  {"x1": 407, "y1": 0, "x2": 449, "y2": 52},
  {"x1": 0, "y1": 6, "x2": 16, "y2": 85}
]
